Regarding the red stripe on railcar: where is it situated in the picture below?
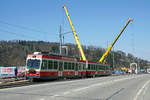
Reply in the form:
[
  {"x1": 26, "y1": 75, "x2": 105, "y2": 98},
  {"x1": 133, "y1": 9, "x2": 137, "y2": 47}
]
[
  {"x1": 105, "y1": 71, "x2": 110, "y2": 74},
  {"x1": 78, "y1": 71, "x2": 86, "y2": 76},
  {"x1": 39, "y1": 71, "x2": 58, "y2": 76},
  {"x1": 62, "y1": 71, "x2": 75, "y2": 76},
  {"x1": 86, "y1": 71, "x2": 96, "y2": 75},
  {"x1": 98, "y1": 71, "x2": 105, "y2": 74}
]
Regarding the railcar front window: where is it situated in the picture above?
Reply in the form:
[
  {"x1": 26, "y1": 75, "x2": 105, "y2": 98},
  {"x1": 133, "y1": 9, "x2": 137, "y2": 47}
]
[{"x1": 27, "y1": 59, "x2": 40, "y2": 69}]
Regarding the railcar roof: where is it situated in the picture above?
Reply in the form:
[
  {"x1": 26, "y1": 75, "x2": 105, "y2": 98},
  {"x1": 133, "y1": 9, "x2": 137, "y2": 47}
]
[{"x1": 27, "y1": 52, "x2": 109, "y2": 66}]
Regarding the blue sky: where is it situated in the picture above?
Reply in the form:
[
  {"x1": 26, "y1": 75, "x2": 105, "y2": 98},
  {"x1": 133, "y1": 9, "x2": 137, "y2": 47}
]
[{"x1": 0, "y1": 0, "x2": 150, "y2": 61}]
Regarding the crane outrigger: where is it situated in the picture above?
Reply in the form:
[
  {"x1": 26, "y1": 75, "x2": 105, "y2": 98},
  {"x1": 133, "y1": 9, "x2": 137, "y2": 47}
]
[
  {"x1": 63, "y1": 5, "x2": 87, "y2": 61},
  {"x1": 99, "y1": 18, "x2": 133, "y2": 63}
]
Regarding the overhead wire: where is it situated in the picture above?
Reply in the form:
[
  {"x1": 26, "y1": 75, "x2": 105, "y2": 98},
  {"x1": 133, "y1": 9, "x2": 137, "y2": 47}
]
[
  {"x1": 0, "y1": 20, "x2": 58, "y2": 41},
  {"x1": 0, "y1": 20, "x2": 50, "y2": 35},
  {"x1": 0, "y1": 28, "x2": 42, "y2": 40}
]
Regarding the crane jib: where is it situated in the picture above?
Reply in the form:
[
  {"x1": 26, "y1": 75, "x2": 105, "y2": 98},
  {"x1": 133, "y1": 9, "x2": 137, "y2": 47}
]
[
  {"x1": 63, "y1": 5, "x2": 87, "y2": 61},
  {"x1": 99, "y1": 18, "x2": 133, "y2": 63}
]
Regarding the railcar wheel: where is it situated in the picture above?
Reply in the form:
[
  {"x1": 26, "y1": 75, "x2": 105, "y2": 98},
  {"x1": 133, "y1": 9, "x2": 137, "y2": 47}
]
[
  {"x1": 25, "y1": 76, "x2": 28, "y2": 80},
  {"x1": 29, "y1": 78, "x2": 35, "y2": 82}
]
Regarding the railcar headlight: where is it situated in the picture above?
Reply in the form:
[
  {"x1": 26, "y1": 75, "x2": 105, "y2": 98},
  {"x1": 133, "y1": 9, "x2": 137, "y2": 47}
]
[{"x1": 36, "y1": 71, "x2": 39, "y2": 74}]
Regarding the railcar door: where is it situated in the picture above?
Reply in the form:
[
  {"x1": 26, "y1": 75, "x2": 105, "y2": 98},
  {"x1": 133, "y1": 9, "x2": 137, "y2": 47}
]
[
  {"x1": 96, "y1": 65, "x2": 98, "y2": 75},
  {"x1": 58, "y1": 61, "x2": 63, "y2": 77},
  {"x1": 75, "y1": 63, "x2": 78, "y2": 76}
]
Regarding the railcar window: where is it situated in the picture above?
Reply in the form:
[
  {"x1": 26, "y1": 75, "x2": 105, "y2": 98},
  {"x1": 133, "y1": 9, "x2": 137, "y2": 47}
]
[
  {"x1": 94, "y1": 65, "x2": 96, "y2": 70},
  {"x1": 68, "y1": 62, "x2": 72, "y2": 70},
  {"x1": 106, "y1": 66, "x2": 110, "y2": 70},
  {"x1": 41, "y1": 60, "x2": 47, "y2": 70},
  {"x1": 92, "y1": 65, "x2": 94, "y2": 70},
  {"x1": 102, "y1": 66, "x2": 105, "y2": 70},
  {"x1": 81, "y1": 63, "x2": 84, "y2": 70},
  {"x1": 96, "y1": 65, "x2": 98, "y2": 70},
  {"x1": 90, "y1": 64, "x2": 92, "y2": 70},
  {"x1": 95, "y1": 65, "x2": 97, "y2": 70},
  {"x1": 91, "y1": 64, "x2": 94, "y2": 70},
  {"x1": 75, "y1": 63, "x2": 78, "y2": 71},
  {"x1": 64, "y1": 62, "x2": 68, "y2": 70},
  {"x1": 88, "y1": 64, "x2": 91, "y2": 70},
  {"x1": 99, "y1": 65, "x2": 104, "y2": 70},
  {"x1": 97, "y1": 65, "x2": 99, "y2": 70},
  {"x1": 78, "y1": 63, "x2": 81, "y2": 70},
  {"x1": 92, "y1": 64, "x2": 94, "y2": 70},
  {"x1": 48, "y1": 60, "x2": 53, "y2": 69},
  {"x1": 54, "y1": 61, "x2": 58, "y2": 69},
  {"x1": 27, "y1": 59, "x2": 40, "y2": 69},
  {"x1": 83, "y1": 64, "x2": 86, "y2": 70},
  {"x1": 93, "y1": 65, "x2": 95, "y2": 70},
  {"x1": 80, "y1": 63, "x2": 82, "y2": 70},
  {"x1": 103, "y1": 66, "x2": 105, "y2": 70},
  {"x1": 108, "y1": 66, "x2": 110, "y2": 70},
  {"x1": 105, "y1": 66, "x2": 107, "y2": 70},
  {"x1": 72, "y1": 63, "x2": 75, "y2": 70},
  {"x1": 104, "y1": 66, "x2": 106, "y2": 70},
  {"x1": 59, "y1": 61, "x2": 63, "y2": 71}
]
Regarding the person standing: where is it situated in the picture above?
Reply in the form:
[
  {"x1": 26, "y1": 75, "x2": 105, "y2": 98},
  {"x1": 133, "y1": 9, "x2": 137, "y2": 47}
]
[{"x1": 15, "y1": 67, "x2": 18, "y2": 80}]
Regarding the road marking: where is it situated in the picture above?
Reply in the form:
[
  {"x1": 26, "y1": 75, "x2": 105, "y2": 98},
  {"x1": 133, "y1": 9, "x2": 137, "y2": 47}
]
[
  {"x1": 53, "y1": 94, "x2": 59, "y2": 97},
  {"x1": 2, "y1": 74, "x2": 143, "y2": 91},
  {"x1": 142, "y1": 82, "x2": 149, "y2": 96},
  {"x1": 63, "y1": 75, "x2": 145, "y2": 95},
  {"x1": 50, "y1": 94, "x2": 60, "y2": 98},
  {"x1": 133, "y1": 79, "x2": 150, "y2": 100},
  {"x1": 63, "y1": 91, "x2": 70, "y2": 95},
  {"x1": 0, "y1": 76, "x2": 107, "y2": 91},
  {"x1": 40, "y1": 98, "x2": 45, "y2": 100},
  {"x1": 73, "y1": 86, "x2": 90, "y2": 92}
]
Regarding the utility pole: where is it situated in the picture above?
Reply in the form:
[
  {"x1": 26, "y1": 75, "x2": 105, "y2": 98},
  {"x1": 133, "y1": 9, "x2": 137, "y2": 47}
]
[
  {"x1": 58, "y1": 25, "x2": 72, "y2": 55},
  {"x1": 59, "y1": 25, "x2": 62, "y2": 55},
  {"x1": 113, "y1": 47, "x2": 115, "y2": 70}
]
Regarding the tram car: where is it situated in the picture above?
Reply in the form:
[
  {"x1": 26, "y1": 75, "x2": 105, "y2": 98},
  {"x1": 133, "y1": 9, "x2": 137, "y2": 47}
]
[{"x1": 25, "y1": 52, "x2": 111, "y2": 81}]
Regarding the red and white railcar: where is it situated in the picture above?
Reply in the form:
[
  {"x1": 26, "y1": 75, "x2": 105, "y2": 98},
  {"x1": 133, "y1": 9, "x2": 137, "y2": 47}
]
[{"x1": 25, "y1": 52, "x2": 111, "y2": 81}]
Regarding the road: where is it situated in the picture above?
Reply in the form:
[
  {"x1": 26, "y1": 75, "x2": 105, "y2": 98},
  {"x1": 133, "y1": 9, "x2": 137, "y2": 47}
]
[{"x1": 0, "y1": 74, "x2": 150, "y2": 100}]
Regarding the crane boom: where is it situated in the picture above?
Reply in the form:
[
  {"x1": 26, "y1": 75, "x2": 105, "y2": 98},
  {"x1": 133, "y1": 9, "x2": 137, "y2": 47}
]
[
  {"x1": 63, "y1": 5, "x2": 87, "y2": 61},
  {"x1": 99, "y1": 18, "x2": 133, "y2": 63}
]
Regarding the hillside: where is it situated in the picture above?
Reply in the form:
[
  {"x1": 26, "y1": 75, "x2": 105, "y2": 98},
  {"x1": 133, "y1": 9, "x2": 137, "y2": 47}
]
[{"x1": 0, "y1": 40, "x2": 149, "y2": 70}]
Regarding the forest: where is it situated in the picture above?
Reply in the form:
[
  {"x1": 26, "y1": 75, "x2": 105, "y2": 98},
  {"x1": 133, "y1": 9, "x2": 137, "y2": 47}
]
[{"x1": 0, "y1": 40, "x2": 149, "y2": 70}]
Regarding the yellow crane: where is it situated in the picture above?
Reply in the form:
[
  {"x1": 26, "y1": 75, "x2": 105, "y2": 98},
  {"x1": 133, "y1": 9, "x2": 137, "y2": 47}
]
[
  {"x1": 63, "y1": 5, "x2": 87, "y2": 61},
  {"x1": 99, "y1": 18, "x2": 133, "y2": 63}
]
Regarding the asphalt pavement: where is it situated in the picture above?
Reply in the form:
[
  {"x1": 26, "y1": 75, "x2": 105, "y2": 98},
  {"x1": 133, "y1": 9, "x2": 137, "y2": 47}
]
[{"x1": 0, "y1": 74, "x2": 150, "y2": 100}]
